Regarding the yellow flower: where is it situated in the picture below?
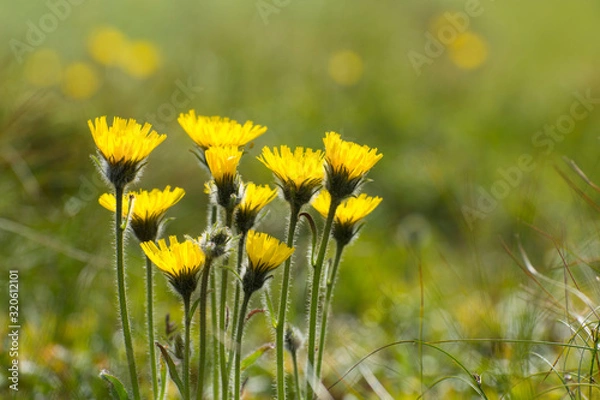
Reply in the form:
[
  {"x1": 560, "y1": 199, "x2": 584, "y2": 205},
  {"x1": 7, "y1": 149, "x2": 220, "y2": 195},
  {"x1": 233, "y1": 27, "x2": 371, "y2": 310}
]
[
  {"x1": 243, "y1": 230, "x2": 294, "y2": 293},
  {"x1": 205, "y1": 146, "x2": 242, "y2": 183},
  {"x1": 311, "y1": 190, "x2": 333, "y2": 219},
  {"x1": 141, "y1": 236, "x2": 205, "y2": 299},
  {"x1": 178, "y1": 111, "x2": 267, "y2": 149},
  {"x1": 257, "y1": 146, "x2": 324, "y2": 210},
  {"x1": 312, "y1": 190, "x2": 382, "y2": 245},
  {"x1": 323, "y1": 132, "x2": 382, "y2": 200},
  {"x1": 205, "y1": 146, "x2": 243, "y2": 209},
  {"x1": 235, "y1": 183, "x2": 277, "y2": 233},
  {"x1": 335, "y1": 194, "x2": 382, "y2": 226},
  {"x1": 89, "y1": 116, "x2": 166, "y2": 187},
  {"x1": 89, "y1": 116, "x2": 166, "y2": 164},
  {"x1": 99, "y1": 186, "x2": 185, "y2": 241}
]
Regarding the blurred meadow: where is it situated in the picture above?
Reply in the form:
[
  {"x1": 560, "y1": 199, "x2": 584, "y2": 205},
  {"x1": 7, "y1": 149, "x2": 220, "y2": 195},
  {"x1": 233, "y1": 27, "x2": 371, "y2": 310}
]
[{"x1": 3, "y1": 0, "x2": 600, "y2": 398}]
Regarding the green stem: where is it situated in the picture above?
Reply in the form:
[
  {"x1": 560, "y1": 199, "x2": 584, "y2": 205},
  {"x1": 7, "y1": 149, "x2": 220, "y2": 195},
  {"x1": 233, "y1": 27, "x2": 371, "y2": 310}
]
[
  {"x1": 589, "y1": 324, "x2": 600, "y2": 400},
  {"x1": 234, "y1": 292, "x2": 251, "y2": 400},
  {"x1": 220, "y1": 208, "x2": 234, "y2": 399},
  {"x1": 115, "y1": 185, "x2": 141, "y2": 400},
  {"x1": 219, "y1": 266, "x2": 229, "y2": 398},
  {"x1": 276, "y1": 206, "x2": 300, "y2": 400},
  {"x1": 210, "y1": 271, "x2": 220, "y2": 400},
  {"x1": 306, "y1": 198, "x2": 339, "y2": 400},
  {"x1": 315, "y1": 242, "x2": 345, "y2": 381},
  {"x1": 197, "y1": 258, "x2": 213, "y2": 400},
  {"x1": 145, "y1": 256, "x2": 159, "y2": 399},
  {"x1": 227, "y1": 233, "x2": 247, "y2": 395},
  {"x1": 183, "y1": 294, "x2": 192, "y2": 400},
  {"x1": 203, "y1": 204, "x2": 218, "y2": 400},
  {"x1": 291, "y1": 348, "x2": 301, "y2": 400}
]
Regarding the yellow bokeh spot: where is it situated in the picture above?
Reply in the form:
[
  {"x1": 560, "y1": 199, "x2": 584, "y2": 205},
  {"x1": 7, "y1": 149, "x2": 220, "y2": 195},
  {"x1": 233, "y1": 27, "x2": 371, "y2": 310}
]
[
  {"x1": 328, "y1": 50, "x2": 364, "y2": 86},
  {"x1": 87, "y1": 26, "x2": 127, "y2": 66},
  {"x1": 119, "y1": 40, "x2": 161, "y2": 79},
  {"x1": 62, "y1": 62, "x2": 100, "y2": 100},
  {"x1": 24, "y1": 48, "x2": 62, "y2": 87},
  {"x1": 448, "y1": 32, "x2": 489, "y2": 70}
]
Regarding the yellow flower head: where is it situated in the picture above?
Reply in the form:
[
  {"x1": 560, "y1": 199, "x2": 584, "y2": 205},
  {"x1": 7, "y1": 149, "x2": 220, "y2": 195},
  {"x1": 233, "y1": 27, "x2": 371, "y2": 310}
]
[
  {"x1": 257, "y1": 146, "x2": 324, "y2": 210},
  {"x1": 235, "y1": 183, "x2": 277, "y2": 233},
  {"x1": 312, "y1": 190, "x2": 382, "y2": 245},
  {"x1": 178, "y1": 111, "x2": 267, "y2": 149},
  {"x1": 99, "y1": 186, "x2": 185, "y2": 242},
  {"x1": 205, "y1": 146, "x2": 243, "y2": 209},
  {"x1": 243, "y1": 230, "x2": 294, "y2": 293},
  {"x1": 323, "y1": 132, "x2": 382, "y2": 200},
  {"x1": 89, "y1": 116, "x2": 166, "y2": 187},
  {"x1": 336, "y1": 193, "x2": 382, "y2": 226},
  {"x1": 205, "y1": 146, "x2": 242, "y2": 182},
  {"x1": 141, "y1": 236, "x2": 205, "y2": 299}
]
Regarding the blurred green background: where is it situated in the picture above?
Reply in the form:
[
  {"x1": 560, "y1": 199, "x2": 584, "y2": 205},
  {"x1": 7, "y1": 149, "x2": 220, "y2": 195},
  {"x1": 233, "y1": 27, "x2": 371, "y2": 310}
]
[{"x1": 2, "y1": 0, "x2": 600, "y2": 398}]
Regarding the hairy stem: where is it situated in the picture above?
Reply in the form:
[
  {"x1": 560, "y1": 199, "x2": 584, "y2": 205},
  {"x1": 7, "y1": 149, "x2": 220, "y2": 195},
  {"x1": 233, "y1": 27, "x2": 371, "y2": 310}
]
[
  {"x1": 306, "y1": 198, "x2": 338, "y2": 399},
  {"x1": 197, "y1": 258, "x2": 213, "y2": 400},
  {"x1": 234, "y1": 292, "x2": 251, "y2": 400},
  {"x1": 292, "y1": 348, "x2": 302, "y2": 400},
  {"x1": 220, "y1": 207, "x2": 234, "y2": 399},
  {"x1": 115, "y1": 185, "x2": 141, "y2": 400},
  {"x1": 276, "y1": 206, "x2": 300, "y2": 400},
  {"x1": 210, "y1": 271, "x2": 220, "y2": 400},
  {"x1": 183, "y1": 294, "x2": 191, "y2": 400},
  {"x1": 227, "y1": 233, "x2": 247, "y2": 395},
  {"x1": 315, "y1": 242, "x2": 345, "y2": 379},
  {"x1": 145, "y1": 255, "x2": 159, "y2": 399}
]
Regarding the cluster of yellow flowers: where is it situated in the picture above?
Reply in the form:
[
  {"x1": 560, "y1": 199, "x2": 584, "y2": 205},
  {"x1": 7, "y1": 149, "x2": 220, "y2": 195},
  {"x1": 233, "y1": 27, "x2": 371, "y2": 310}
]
[{"x1": 89, "y1": 112, "x2": 382, "y2": 400}]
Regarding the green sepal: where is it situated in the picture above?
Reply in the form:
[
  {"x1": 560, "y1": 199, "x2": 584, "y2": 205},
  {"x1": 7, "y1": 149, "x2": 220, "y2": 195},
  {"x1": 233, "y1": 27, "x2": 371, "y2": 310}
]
[
  {"x1": 190, "y1": 297, "x2": 201, "y2": 318},
  {"x1": 189, "y1": 147, "x2": 208, "y2": 168},
  {"x1": 300, "y1": 212, "x2": 318, "y2": 266},
  {"x1": 263, "y1": 290, "x2": 277, "y2": 329},
  {"x1": 221, "y1": 264, "x2": 242, "y2": 282},
  {"x1": 99, "y1": 370, "x2": 131, "y2": 400},
  {"x1": 158, "y1": 356, "x2": 168, "y2": 400},
  {"x1": 241, "y1": 343, "x2": 274, "y2": 371},
  {"x1": 156, "y1": 342, "x2": 185, "y2": 397}
]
